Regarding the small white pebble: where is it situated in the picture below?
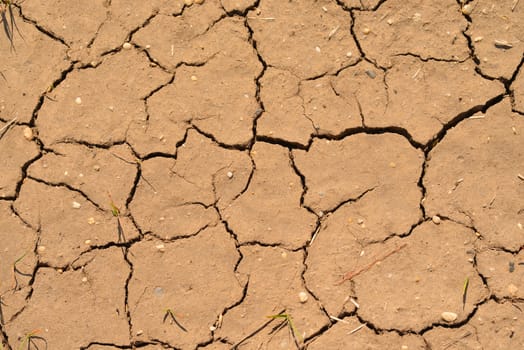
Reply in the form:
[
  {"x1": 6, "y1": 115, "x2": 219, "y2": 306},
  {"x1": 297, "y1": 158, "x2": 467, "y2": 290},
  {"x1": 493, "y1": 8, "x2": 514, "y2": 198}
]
[
  {"x1": 93, "y1": 165, "x2": 100, "y2": 171},
  {"x1": 432, "y1": 215, "x2": 441, "y2": 224},
  {"x1": 156, "y1": 244, "x2": 165, "y2": 252},
  {"x1": 72, "y1": 201, "x2": 81, "y2": 209},
  {"x1": 346, "y1": 51, "x2": 353, "y2": 57},
  {"x1": 75, "y1": 97, "x2": 82, "y2": 105},
  {"x1": 227, "y1": 171, "x2": 233, "y2": 179},
  {"x1": 209, "y1": 325, "x2": 217, "y2": 331},
  {"x1": 136, "y1": 330, "x2": 143, "y2": 336},
  {"x1": 473, "y1": 36, "x2": 484, "y2": 42},
  {"x1": 298, "y1": 291, "x2": 308, "y2": 303},
  {"x1": 461, "y1": 4, "x2": 473, "y2": 15},
  {"x1": 190, "y1": 75, "x2": 198, "y2": 81},
  {"x1": 386, "y1": 18, "x2": 394, "y2": 25},
  {"x1": 357, "y1": 218, "x2": 364, "y2": 225},
  {"x1": 518, "y1": 223, "x2": 523, "y2": 230},
  {"x1": 37, "y1": 246, "x2": 46, "y2": 252},
  {"x1": 441, "y1": 312, "x2": 458, "y2": 322},
  {"x1": 84, "y1": 239, "x2": 91, "y2": 245},
  {"x1": 64, "y1": 170, "x2": 69, "y2": 176},
  {"x1": 23, "y1": 127, "x2": 34, "y2": 141},
  {"x1": 315, "y1": 46, "x2": 321, "y2": 53},
  {"x1": 122, "y1": 42, "x2": 132, "y2": 50},
  {"x1": 87, "y1": 217, "x2": 95, "y2": 224},
  {"x1": 81, "y1": 277, "x2": 88, "y2": 283},
  {"x1": 362, "y1": 27, "x2": 370, "y2": 34}
]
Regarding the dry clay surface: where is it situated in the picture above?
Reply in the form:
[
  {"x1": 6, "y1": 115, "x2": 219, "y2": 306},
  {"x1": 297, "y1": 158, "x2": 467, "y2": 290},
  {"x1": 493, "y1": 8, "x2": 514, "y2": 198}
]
[{"x1": 0, "y1": 0, "x2": 523, "y2": 349}]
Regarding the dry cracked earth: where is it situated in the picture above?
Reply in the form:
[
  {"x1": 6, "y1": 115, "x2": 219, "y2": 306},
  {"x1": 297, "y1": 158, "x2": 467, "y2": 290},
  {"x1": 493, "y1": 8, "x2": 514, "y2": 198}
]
[{"x1": 0, "y1": 0, "x2": 523, "y2": 349}]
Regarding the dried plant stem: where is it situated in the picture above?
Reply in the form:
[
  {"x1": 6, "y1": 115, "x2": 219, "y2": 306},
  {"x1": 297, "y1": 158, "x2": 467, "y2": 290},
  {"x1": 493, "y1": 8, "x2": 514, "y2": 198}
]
[{"x1": 335, "y1": 243, "x2": 408, "y2": 285}]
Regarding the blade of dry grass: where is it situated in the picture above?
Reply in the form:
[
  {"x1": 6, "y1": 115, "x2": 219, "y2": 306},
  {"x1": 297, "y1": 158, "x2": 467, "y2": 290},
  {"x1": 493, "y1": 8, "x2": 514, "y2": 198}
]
[
  {"x1": 230, "y1": 309, "x2": 286, "y2": 349},
  {"x1": 0, "y1": 117, "x2": 17, "y2": 140}
]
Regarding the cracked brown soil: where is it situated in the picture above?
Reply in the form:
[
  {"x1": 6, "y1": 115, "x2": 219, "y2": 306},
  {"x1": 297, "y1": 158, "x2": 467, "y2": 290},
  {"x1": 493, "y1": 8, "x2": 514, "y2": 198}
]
[{"x1": 0, "y1": 0, "x2": 523, "y2": 349}]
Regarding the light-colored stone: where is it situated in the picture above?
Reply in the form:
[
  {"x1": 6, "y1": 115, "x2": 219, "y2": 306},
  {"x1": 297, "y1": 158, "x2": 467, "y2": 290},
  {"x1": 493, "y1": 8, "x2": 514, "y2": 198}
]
[{"x1": 441, "y1": 311, "x2": 458, "y2": 322}]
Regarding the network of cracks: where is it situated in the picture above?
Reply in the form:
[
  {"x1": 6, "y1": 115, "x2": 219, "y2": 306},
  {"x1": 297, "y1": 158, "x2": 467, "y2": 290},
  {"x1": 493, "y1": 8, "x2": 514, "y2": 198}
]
[{"x1": 0, "y1": 0, "x2": 523, "y2": 349}]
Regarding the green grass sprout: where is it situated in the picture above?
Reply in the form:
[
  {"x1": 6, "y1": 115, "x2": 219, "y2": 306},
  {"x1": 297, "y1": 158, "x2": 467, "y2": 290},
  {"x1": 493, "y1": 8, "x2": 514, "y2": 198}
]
[
  {"x1": 1, "y1": 0, "x2": 23, "y2": 50},
  {"x1": 267, "y1": 312, "x2": 303, "y2": 349},
  {"x1": 12, "y1": 252, "x2": 30, "y2": 290},
  {"x1": 108, "y1": 192, "x2": 127, "y2": 256},
  {"x1": 17, "y1": 329, "x2": 47, "y2": 350}
]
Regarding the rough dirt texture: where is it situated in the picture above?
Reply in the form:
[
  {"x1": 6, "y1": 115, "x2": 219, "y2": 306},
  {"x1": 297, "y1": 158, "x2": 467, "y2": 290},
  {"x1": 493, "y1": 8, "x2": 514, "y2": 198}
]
[{"x1": 0, "y1": 0, "x2": 523, "y2": 349}]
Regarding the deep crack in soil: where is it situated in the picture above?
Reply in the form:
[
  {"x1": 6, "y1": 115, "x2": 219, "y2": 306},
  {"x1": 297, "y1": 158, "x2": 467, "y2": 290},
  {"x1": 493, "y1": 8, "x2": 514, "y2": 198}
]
[{"x1": 1, "y1": 0, "x2": 523, "y2": 349}]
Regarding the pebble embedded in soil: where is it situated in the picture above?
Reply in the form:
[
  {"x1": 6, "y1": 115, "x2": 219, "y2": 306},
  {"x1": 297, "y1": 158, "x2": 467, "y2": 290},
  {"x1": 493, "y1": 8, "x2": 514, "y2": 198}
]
[
  {"x1": 155, "y1": 244, "x2": 165, "y2": 252},
  {"x1": 461, "y1": 4, "x2": 473, "y2": 15},
  {"x1": 72, "y1": 201, "x2": 81, "y2": 209},
  {"x1": 122, "y1": 42, "x2": 132, "y2": 50},
  {"x1": 23, "y1": 127, "x2": 34, "y2": 141},
  {"x1": 432, "y1": 215, "x2": 441, "y2": 224},
  {"x1": 441, "y1": 311, "x2": 458, "y2": 322},
  {"x1": 75, "y1": 97, "x2": 82, "y2": 105},
  {"x1": 298, "y1": 291, "x2": 308, "y2": 303},
  {"x1": 227, "y1": 171, "x2": 233, "y2": 179}
]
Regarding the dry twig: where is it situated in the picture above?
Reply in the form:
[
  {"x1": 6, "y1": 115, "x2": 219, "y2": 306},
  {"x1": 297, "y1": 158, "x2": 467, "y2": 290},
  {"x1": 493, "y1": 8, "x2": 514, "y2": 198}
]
[{"x1": 335, "y1": 243, "x2": 408, "y2": 285}]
